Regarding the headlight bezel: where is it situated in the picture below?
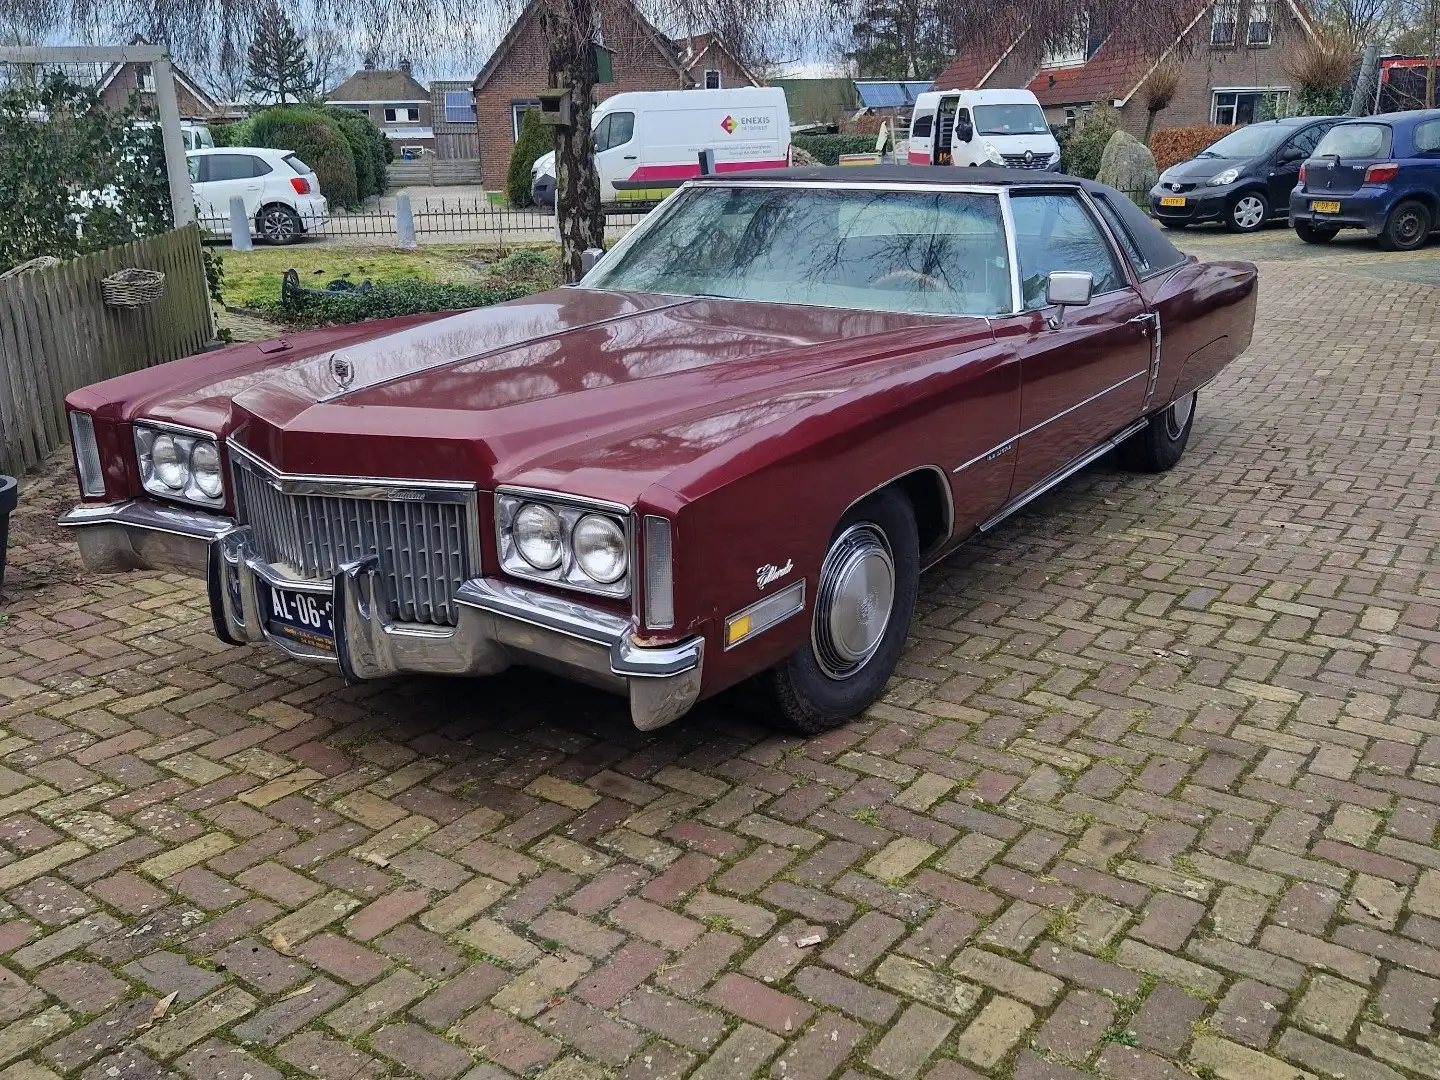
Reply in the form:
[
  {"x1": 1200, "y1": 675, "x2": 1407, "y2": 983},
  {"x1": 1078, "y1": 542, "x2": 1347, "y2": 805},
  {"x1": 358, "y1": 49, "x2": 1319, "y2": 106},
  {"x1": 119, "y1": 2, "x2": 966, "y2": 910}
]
[
  {"x1": 133, "y1": 421, "x2": 226, "y2": 509},
  {"x1": 1207, "y1": 167, "x2": 1241, "y2": 187},
  {"x1": 496, "y1": 487, "x2": 632, "y2": 599}
]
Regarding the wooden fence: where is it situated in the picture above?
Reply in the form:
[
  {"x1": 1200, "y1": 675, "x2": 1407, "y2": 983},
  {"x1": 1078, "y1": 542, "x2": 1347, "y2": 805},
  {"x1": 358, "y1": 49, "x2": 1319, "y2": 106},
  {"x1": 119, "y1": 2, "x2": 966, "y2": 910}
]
[{"x1": 0, "y1": 225, "x2": 213, "y2": 477}]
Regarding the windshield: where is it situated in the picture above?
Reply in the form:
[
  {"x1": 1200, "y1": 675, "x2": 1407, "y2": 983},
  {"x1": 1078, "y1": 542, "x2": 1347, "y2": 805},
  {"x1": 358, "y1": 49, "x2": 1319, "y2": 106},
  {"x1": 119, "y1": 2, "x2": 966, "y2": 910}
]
[
  {"x1": 587, "y1": 185, "x2": 1013, "y2": 316},
  {"x1": 1314, "y1": 123, "x2": 1391, "y2": 159},
  {"x1": 1199, "y1": 124, "x2": 1290, "y2": 159},
  {"x1": 973, "y1": 103, "x2": 1049, "y2": 136}
]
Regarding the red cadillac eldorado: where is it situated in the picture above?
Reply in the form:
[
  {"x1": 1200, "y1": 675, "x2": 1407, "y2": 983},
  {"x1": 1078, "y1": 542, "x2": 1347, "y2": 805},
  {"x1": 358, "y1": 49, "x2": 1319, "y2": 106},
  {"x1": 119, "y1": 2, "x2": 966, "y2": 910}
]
[{"x1": 61, "y1": 167, "x2": 1257, "y2": 735}]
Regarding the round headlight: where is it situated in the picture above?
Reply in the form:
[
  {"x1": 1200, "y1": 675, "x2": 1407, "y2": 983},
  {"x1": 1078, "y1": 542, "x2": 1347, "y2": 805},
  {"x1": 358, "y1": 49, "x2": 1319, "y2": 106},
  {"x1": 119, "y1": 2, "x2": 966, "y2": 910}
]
[
  {"x1": 190, "y1": 441, "x2": 223, "y2": 498},
  {"x1": 513, "y1": 503, "x2": 564, "y2": 570},
  {"x1": 572, "y1": 514, "x2": 627, "y2": 584},
  {"x1": 151, "y1": 434, "x2": 187, "y2": 490}
]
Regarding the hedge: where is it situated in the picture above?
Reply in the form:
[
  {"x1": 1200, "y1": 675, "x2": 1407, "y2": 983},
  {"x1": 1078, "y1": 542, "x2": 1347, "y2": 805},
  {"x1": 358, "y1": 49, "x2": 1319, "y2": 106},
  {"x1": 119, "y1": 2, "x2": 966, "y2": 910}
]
[
  {"x1": 1058, "y1": 107, "x2": 1120, "y2": 179},
  {"x1": 793, "y1": 134, "x2": 878, "y2": 165},
  {"x1": 250, "y1": 106, "x2": 359, "y2": 208},
  {"x1": 508, "y1": 107, "x2": 551, "y2": 207},
  {"x1": 1150, "y1": 125, "x2": 1238, "y2": 172},
  {"x1": 326, "y1": 107, "x2": 389, "y2": 198}
]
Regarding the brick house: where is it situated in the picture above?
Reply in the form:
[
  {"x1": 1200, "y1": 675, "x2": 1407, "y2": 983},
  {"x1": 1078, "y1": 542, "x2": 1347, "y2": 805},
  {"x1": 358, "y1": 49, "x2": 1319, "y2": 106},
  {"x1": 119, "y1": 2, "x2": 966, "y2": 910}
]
[
  {"x1": 97, "y1": 37, "x2": 217, "y2": 121},
  {"x1": 326, "y1": 62, "x2": 435, "y2": 157},
  {"x1": 471, "y1": 0, "x2": 757, "y2": 188},
  {"x1": 932, "y1": 0, "x2": 1319, "y2": 136}
]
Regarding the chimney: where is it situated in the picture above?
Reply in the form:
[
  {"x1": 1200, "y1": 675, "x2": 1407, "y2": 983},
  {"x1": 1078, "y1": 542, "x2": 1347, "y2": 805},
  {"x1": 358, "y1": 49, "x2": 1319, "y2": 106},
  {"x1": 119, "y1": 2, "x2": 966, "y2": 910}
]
[{"x1": 399, "y1": 59, "x2": 413, "y2": 75}]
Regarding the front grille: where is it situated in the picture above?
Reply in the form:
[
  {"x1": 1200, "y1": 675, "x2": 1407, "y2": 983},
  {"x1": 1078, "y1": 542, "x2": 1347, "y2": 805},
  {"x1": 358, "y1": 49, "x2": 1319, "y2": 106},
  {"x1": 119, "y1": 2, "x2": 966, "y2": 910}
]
[
  {"x1": 233, "y1": 459, "x2": 473, "y2": 627},
  {"x1": 1002, "y1": 154, "x2": 1051, "y2": 169}
]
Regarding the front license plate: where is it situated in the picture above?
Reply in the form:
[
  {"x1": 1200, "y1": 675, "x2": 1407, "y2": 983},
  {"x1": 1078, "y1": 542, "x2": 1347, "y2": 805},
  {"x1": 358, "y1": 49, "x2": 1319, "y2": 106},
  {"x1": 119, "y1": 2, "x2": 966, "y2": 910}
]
[
  {"x1": 1159, "y1": 196, "x2": 1186, "y2": 207},
  {"x1": 265, "y1": 585, "x2": 335, "y2": 652},
  {"x1": 1312, "y1": 200, "x2": 1341, "y2": 214}
]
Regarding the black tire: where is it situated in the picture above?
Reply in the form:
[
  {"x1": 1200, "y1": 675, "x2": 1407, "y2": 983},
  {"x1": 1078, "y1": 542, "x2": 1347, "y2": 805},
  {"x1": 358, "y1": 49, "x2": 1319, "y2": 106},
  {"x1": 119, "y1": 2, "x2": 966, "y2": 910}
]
[
  {"x1": 1224, "y1": 190, "x2": 1269, "y2": 233},
  {"x1": 1121, "y1": 391, "x2": 1197, "y2": 473},
  {"x1": 762, "y1": 488, "x2": 919, "y2": 735},
  {"x1": 1295, "y1": 221, "x2": 1338, "y2": 244},
  {"x1": 1160, "y1": 220, "x2": 1189, "y2": 231},
  {"x1": 257, "y1": 205, "x2": 303, "y2": 245},
  {"x1": 1379, "y1": 199, "x2": 1433, "y2": 252}
]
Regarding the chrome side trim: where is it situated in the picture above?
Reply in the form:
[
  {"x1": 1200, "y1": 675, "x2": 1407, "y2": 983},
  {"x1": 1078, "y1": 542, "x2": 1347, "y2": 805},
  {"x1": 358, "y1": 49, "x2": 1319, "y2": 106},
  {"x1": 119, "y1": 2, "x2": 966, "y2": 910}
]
[
  {"x1": 997, "y1": 189, "x2": 1024, "y2": 316},
  {"x1": 494, "y1": 484, "x2": 631, "y2": 517},
  {"x1": 226, "y1": 440, "x2": 476, "y2": 502},
  {"x1": 60, "y1": 500, "x2": 233, "y2": 575},
  {"x1": 132, "y1": 417, "x2": 220, "y2": 440},
  {"x1": 954, "y1": 369, "x2": 1148, "y2": 474},
  {"x1": 978, "y1": 417, "x2": 1148, "y2": 533},
  {"x1": 839, "y1": 465, "x2": 957, "y2": 551}
]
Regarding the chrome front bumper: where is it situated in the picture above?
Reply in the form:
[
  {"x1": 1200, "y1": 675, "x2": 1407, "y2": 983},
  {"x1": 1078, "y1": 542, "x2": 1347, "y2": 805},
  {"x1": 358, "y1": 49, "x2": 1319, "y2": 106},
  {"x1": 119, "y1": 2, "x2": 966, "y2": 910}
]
[{"x1": 61, "y1": 501, "x2": 703, "y2": 731}]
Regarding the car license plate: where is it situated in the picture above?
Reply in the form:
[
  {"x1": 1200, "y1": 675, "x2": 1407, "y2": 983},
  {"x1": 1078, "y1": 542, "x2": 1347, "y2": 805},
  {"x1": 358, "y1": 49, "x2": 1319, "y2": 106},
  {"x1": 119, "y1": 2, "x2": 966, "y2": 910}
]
[
  {"x1": 1312, "y1": 200, "x2": 1341, "y2": 214},
  {"x1": 265, "y1": 585, "x2": 335, "y2": 652},
  {"x1": 1159, "y1": 196, "x2": 1186, "y2": 207}
]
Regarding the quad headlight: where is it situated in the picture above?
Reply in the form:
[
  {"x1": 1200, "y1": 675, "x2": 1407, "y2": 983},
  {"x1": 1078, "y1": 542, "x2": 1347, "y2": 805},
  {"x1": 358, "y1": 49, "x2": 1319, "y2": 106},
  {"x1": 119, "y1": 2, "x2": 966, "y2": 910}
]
[
  {"x1": 134, "y1": 424, "x2": 226, "y2": 508},
  {"x1": 496, "y1": 491, "x2": 630, "y2": 598}
]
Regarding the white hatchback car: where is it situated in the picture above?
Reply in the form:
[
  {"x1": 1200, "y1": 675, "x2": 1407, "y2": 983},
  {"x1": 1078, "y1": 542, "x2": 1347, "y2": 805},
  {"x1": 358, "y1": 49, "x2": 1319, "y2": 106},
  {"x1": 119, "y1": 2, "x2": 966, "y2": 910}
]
[{"x1": 187, "y1": 147, "x2": 329, "y2": 245}]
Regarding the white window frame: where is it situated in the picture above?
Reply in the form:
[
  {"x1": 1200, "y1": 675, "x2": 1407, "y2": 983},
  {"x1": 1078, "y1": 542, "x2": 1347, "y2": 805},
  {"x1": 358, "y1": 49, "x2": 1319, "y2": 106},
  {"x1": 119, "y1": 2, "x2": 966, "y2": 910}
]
[
  {"x1": 1210, "y1": 86, "x2": 1290, "y2": 125},
  {"x1": 1042, "y1": 15, "x2": 1089, "y2": 69},
  {"x1": 443, "y1": 91, "x2": 476, "y2": 124},
  {"x1": 704, "y1": 69, "x2": 722, "y2": 89},
  {"x1": 1247, "y1": 0, "x2": 1271, "y2": 45},
  {"x1": 511, "y1": 100, "x2": 540, "y2": 141},
  {"x1": 385, "y1": 105, "x2": 421, "y2": 124}
]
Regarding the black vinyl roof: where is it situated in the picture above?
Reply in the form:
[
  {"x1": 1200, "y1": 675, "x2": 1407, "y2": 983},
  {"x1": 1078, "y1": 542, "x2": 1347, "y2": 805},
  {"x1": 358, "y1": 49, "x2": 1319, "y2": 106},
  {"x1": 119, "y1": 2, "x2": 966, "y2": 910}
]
[{"x1": 715, "y1": 165, "x2": 1189, "y2": 281}]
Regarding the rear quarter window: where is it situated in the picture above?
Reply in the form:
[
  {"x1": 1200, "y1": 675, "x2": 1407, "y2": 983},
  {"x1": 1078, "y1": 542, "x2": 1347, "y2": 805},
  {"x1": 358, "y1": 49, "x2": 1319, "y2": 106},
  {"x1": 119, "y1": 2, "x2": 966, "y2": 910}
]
[
  {"x1": 283, "y1": 154, "x2": 315, "y2": 175},
  {"x1": 1314, "y1": 123, "x2": 1391, "y2": 159},
  {"x1": 1413, "y1": 120, "x2": 1440, "y2": 155}
]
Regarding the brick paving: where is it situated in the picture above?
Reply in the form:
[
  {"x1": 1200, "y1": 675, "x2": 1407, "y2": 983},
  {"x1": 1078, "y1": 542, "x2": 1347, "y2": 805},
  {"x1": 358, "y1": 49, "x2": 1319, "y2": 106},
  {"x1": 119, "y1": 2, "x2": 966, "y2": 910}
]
[{"x1": 2, "y1": 260, "x2": 1440, "y2": 1080}]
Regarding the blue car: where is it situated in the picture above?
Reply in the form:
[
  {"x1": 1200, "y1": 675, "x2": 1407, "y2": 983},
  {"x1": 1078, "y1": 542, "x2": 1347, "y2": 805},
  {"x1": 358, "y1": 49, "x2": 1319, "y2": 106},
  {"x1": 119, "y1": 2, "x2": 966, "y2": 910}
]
[{"x1": 1289, "y1": 109, "x2": 1440, "y2": 250}]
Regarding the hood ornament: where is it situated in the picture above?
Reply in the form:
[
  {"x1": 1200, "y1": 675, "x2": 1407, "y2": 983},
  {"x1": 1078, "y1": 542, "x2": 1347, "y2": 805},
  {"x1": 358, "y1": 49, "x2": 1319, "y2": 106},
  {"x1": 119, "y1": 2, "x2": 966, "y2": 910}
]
[{"x1": 330, "y1": 353, "x2": 355, "y2": 390}]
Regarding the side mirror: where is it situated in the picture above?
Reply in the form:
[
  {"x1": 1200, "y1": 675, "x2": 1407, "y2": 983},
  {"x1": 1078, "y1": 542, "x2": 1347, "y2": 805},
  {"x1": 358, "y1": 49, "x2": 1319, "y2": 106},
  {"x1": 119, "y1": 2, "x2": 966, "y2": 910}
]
[
  {"x1": 580, "y1": 247, "x2": 605, "y2": 275},
  {"x1": 1045, "y1": 270, "x2": 1093, "y2": 329}
]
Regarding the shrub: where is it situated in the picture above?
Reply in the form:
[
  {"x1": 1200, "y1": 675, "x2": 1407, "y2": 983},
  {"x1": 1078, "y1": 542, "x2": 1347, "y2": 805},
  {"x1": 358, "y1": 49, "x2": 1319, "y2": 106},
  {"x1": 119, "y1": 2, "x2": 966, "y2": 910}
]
[
  {"x1": 1058, "y1": 104, "x2": 1120, "y2": 179},
  {"x1": 249, "y1": 105, "x2": 359, "y2": 208},
  {"x1": 507, "y1": 107, "x2": 552, "y2": 207},
  {"x1": 327, "y1": 108, "x2": 388, "y2": 197},
  {"x1": 1149, "y1": 124, "x2": 1239, "y2": 171},
  {"x1": 793, "y1": 134, "x2": 878, "y2": 165}
]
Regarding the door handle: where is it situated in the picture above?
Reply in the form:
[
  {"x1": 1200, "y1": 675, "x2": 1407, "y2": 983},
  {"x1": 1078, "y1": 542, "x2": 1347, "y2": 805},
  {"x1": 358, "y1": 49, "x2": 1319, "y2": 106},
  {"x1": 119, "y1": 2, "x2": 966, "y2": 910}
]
[{"x1": 623, "y1": 155, "x2": 638, "y2": 160}]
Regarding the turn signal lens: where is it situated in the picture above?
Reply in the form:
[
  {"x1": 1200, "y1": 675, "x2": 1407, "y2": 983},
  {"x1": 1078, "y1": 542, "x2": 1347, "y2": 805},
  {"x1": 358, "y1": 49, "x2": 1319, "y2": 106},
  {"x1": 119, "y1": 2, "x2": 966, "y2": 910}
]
[
  {"x1": 69, "y1": 411, "x2": 105, "y2": 497},
  {"x1": 643, "y1": 516, "x2": 675, "y2": 629},
  {"x1": 1365, "y1": 162, "x2": 1399, "y2": 183},
  {"x1": 1297, "y1": 164, "x2": 1306, "y2": 184}
]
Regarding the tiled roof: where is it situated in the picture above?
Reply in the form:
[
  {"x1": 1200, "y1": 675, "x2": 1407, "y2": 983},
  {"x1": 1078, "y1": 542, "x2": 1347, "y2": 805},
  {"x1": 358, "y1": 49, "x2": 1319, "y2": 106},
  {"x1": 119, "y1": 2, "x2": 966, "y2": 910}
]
[
  {"x1": 1028, "y1": 42, "x2": 1154, "y2": 106},
  {"x1": 327, "y1": 69, "x2": 430, "y2": 102},
  {"x1": 932, "y1": 50, "x2": 1007, "y2": 90}
]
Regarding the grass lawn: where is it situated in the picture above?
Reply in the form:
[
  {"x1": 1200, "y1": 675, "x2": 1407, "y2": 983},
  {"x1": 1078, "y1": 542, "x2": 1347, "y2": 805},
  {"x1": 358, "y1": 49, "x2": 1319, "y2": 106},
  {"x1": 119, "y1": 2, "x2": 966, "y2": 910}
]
[{"x1": 215, "y1": 243, "x2": 551, "y2": 311}]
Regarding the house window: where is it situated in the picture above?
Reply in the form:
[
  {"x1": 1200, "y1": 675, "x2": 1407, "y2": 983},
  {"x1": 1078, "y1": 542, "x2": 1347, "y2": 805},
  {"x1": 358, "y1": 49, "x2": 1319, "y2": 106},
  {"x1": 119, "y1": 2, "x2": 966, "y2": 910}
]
[
  {"x1": 136, "y1": 63, "x2": 156, "y2": 92},
  {"x1": 1212, "y1": 87, "x2": 1289, "y2": 125},
  {"x1": 511, "y1": 100, "x2": 540, "y2": 141},
  {"x1": 704, "y1": 69, "x2": 722, "y2": 89},
  {"x1": 443, "y1": 91, "x2": 476, "y2": 124},
  {"x1": 1212, "y1": 1, "x2": 1270, "y2": 46},
  {"x1": 385, "y1": 106, "x2": 421, "y2": 124},
  {"x1": 1042, "y1": 16, "x2": 1089, "y2": 68}
]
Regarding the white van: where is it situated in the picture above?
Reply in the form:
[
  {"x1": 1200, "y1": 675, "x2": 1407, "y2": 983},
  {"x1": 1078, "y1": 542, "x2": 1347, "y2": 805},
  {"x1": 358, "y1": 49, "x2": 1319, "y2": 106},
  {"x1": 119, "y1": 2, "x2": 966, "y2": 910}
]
[
  {"x1": 531, "y1": 87, "x2": 790, "y2": 206},
  {"x1": 908, "y1": 89, "x2": 1061, "y2": 171}
]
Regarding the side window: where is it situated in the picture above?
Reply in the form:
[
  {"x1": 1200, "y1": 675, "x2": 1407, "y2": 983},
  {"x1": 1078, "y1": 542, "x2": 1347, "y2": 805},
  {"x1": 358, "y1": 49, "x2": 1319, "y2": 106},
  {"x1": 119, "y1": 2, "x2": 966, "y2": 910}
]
[
  {"x1": 248, "y1": 156, "x2": 273, "y2": 177},
  {"x1": 593, "y1": 114, "x2": 613, "y2": 152},
  {"x1": 608, "y1": 111, "x2": 635, "y2": 147},
  {"x1": 205, "y1": 154, "x2": 254, "y2": 182},
  {"x1": 1009, "y1": 192, "x2": 1126, "y2": 309},
  {"x1": 955, "y1": 107, "x2": 973, "y2": 139},
  {"x1": 910, "y1": 112, "x2": 933, "y2": 139},
  {"x1": 1091, "y1": 193, "x2": 1149, "y2": 275},
  {"x1": 1288, "y1": 124, "x2": 1325, "y2": 157},
  {"x1": 187, "y1": 156, "x2": 201, "y2": 183},
  {"x1": 1414, "y1": 120, "x2": 1440, "y2": 155}
]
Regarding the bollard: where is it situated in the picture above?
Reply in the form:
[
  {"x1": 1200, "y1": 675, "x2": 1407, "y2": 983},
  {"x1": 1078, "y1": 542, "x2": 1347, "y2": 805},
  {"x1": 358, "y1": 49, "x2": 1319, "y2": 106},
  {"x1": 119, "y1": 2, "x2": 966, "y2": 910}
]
[
  {"x1": 228, "y1": 196, "x2": 252, "y2": 251},
  {"x1": 395, "y1": 191, "x2": 416, "y2": 249}
]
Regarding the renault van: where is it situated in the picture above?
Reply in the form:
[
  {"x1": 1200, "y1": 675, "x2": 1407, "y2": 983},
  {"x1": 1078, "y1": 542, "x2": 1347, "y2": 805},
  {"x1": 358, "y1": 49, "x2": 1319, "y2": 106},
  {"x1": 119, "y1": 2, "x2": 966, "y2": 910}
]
[{"x1": 908, "y1": 89, "x2": 1061, "y2": 171}]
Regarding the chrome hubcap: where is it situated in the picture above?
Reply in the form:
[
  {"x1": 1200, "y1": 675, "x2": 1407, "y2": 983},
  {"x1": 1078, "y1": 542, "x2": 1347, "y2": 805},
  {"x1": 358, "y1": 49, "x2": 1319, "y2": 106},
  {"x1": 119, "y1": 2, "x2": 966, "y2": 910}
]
[
  {"x1": 1234, "y1": 197, "x2": 1264, "y2": 229},
  {"x1": 813, "y1": 523, "x2": 895, "y2": 680},
  {"x1": 1166, "y1": 392, "x2": 1196, "y2": 439}
]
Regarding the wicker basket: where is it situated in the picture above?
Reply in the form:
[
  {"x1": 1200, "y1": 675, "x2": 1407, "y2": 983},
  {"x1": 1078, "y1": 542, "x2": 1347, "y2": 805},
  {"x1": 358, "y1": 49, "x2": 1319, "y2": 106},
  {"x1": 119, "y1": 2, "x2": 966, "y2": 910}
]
[{"x1": 100, "y1": 267, "x2": 166, "y2": 308}]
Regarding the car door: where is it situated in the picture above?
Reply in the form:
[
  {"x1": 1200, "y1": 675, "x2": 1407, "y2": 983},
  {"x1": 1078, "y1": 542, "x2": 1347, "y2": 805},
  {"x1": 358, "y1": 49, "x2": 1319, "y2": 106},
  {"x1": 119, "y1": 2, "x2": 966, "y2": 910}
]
[
  {"x1": 1267, "y1": 123, "x2": 1327, "y2": 208},
  {"x1": 594, "y1": 111, "x2": 637, "y2": 200},
  {"x1": 199, "y1": 153, "x2": 265, "y2": 219},
  {"x1": 997, "y1": 189, "x2": 1153, "y2": 499}
]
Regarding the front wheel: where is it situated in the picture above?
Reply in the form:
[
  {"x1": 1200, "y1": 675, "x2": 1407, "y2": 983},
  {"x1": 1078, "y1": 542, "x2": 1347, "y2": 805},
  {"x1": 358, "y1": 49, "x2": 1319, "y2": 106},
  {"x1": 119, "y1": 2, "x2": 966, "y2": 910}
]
[
  {"x1": 257, "y1": 205, "x2": 303, "y2": 245},
  {"x1": 1379, "y1": 199, "x2": 1433, "y2": 251},
  {"x1": 762, "y1": 489, "x2": 919, "y2": 735},
  {"x1": 1121, "y1": 391, "x2": 1196, "y2": 473},
  {"x1": 1295, "y1": 222, "x2": 1338, "y2": 244},
  {"x1": 1225, "y1": 191, "x2": 1270, "y2": 232}
]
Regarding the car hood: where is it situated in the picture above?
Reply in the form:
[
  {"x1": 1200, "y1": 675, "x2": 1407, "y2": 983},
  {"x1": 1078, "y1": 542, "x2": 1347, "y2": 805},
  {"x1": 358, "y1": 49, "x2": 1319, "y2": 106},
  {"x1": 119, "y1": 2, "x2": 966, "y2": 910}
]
[
  {"x1": 1162, "y1": 155, "x2": 1252, "y2": 183},
  {"x1": 133, "y1": 288, "x2": 987, "y2": 507}
]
